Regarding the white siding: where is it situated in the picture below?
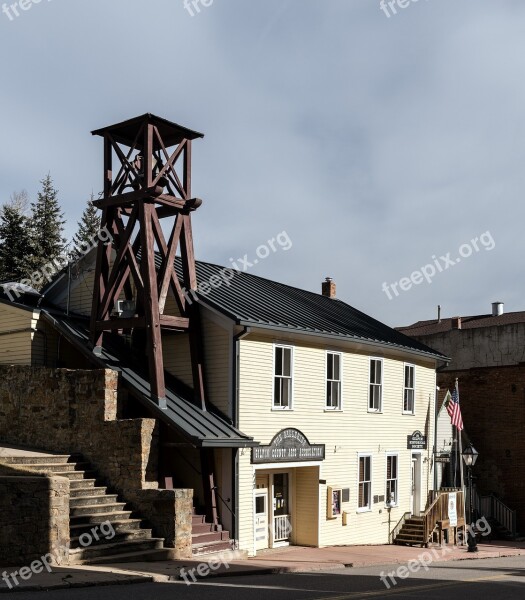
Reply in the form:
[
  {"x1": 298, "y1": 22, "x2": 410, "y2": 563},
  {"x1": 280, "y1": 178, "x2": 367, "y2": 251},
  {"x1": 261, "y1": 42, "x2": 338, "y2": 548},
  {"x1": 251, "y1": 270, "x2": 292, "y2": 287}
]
[{"x1": 237, "y1": 333, "x2": 437, "y2": 554}]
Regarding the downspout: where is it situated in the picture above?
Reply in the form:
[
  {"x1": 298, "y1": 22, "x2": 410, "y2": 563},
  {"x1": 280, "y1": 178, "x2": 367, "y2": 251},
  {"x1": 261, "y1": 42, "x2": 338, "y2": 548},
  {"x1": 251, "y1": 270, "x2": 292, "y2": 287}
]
[{"x1": 231, "y1": 326, "x2": 250, "y2": 546}]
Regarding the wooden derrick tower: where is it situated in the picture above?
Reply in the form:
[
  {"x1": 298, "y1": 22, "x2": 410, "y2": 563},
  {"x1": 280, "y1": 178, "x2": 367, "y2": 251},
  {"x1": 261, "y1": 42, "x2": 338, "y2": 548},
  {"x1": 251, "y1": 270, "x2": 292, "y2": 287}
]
[{"x1": 90, "y1": 114, "x2": 206, "y2": 409}]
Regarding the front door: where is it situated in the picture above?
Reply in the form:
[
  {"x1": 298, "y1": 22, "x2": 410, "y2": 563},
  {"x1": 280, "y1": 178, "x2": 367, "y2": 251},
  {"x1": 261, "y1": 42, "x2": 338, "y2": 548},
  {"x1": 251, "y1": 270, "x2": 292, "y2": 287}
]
[
  {"x1": 272, "y1": 473, "x2": 290, "y2": 544},
  {"x1": 255, "y1": 475, "x2": 269, "y2": 550},
  {"x1": 254, "y1": 492, "x2": 269, "y2": 550}
]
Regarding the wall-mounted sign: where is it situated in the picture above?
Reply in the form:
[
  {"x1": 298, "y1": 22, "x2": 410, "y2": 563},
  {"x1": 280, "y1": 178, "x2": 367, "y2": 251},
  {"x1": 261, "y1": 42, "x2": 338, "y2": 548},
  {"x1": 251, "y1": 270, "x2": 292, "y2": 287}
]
[
  {"x1": 252, "y1": 428, "x2": 325, "y2": 464},
  {"x1": 435, "y1": 456, "x2": 450, "y2": 463},
  {"x1": 407, "y1": 430, "x2": 427, "y2": 450}
]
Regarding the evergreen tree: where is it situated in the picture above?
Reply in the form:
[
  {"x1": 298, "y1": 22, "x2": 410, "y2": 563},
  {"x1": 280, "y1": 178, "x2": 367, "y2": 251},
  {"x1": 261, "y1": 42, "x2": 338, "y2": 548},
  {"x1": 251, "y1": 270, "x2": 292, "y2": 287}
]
[
  {"x1": 0, "y1": 200, "x2": 32, "y2": 282},
  {"x1": 28, "y1": 174, "x2": 66, "y2": 270},
  {"x1": 72, "y1": 194, "x2": 101, "y2": 257}
]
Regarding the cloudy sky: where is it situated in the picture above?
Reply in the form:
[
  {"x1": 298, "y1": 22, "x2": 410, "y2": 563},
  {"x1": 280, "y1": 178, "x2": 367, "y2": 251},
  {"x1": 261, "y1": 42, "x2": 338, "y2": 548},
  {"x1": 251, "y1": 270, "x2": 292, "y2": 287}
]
[{"x1": 1, "y1": 0, "x2": 523, "y2": 326}]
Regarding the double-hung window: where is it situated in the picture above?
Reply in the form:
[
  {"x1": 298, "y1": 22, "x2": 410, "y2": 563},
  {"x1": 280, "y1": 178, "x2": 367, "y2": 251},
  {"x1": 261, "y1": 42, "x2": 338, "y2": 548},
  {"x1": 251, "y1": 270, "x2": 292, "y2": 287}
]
[
  {"x1": 274, "y1": 345, "x2": 293, "y2": 409},
  {"x1": 386, "y1": 454, "x2": 398, "y2": 506},
  {"x1": 403, "y1": 364, "x2": 415, "y2": 414},
  {"x1": 369, "y1": 358, "x2": 383, "y2": 412},
  {"x1": 326, "y1": 352, "x2": 342, "y2": 410},
  {"x1": 358, "y1": 455, "x2": 372, "y2": 510}
]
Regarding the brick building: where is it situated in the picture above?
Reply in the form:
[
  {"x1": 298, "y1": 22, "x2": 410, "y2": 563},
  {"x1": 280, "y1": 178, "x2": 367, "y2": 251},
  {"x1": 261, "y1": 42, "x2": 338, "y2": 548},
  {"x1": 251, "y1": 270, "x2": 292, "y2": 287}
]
[{"x1": 398, "y1": 302, "x2": 524, "y2": 536}]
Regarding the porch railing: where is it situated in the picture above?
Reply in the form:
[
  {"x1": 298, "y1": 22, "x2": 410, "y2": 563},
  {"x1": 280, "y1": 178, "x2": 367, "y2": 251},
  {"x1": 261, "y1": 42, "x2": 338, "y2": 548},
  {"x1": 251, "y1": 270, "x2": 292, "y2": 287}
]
[
  {"x1": 423, "y1": 490, "x2": 465, "y2": 544},
  {"x1": 274, "y1": 515, "x2": 291, "y2": 542}
]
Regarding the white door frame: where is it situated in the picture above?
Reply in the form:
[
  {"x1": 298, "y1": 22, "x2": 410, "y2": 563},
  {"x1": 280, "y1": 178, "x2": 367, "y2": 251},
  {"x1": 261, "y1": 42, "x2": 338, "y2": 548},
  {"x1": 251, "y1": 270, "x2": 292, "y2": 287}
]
[{"x1": 411, "y1": 453, "x2": 422, "y2": 516}]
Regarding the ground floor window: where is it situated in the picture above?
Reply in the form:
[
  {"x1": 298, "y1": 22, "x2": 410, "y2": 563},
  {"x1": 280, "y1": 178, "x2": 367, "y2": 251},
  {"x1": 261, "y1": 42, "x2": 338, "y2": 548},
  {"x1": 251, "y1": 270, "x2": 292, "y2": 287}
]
[
  {"x1": 358, "y1": 455, "x2": 372, "y2": 510},
  {"x1": 386, "y1": 454, "x2": 398, "y2": 505}
]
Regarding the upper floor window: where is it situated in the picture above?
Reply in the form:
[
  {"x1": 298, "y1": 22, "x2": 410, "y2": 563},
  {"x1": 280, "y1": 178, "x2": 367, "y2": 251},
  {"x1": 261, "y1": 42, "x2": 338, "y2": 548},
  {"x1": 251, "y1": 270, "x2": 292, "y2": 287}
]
[
  {"x1": 369, "y1": 358, "x2": 383, "y2": 412},
  {"x1": 403, "y1": 364, "x2": 415, "y2": 414},
  {"x1": 274, "y1": 345, "x2": 293, "y2": 409},
  {"x1": 326, "y1": 352, "x2": 342, "y2": 410}
]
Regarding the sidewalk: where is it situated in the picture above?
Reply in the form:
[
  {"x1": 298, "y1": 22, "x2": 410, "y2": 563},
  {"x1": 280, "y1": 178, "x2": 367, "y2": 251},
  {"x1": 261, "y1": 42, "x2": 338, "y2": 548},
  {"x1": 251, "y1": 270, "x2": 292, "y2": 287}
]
[{"x1": 2, "y1": 541, "x2": 525, "y2": 593}]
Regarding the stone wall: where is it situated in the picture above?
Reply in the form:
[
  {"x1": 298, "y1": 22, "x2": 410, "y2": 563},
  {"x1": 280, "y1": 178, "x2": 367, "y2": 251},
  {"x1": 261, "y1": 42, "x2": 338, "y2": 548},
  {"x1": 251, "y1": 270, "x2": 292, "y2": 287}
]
[
  {"x1": 0, "y1": 366, "x2": 192, "y2": 555},
  {"x1": 0, "y1": 470, "x2": 69, "y2": 566}
]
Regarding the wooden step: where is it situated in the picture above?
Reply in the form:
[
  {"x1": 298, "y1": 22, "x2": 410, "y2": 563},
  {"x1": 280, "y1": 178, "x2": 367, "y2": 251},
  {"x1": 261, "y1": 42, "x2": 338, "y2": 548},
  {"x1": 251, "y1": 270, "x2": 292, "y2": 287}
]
[{"x1": 192, "y1": 530, "x2": 230, "y2": 544}]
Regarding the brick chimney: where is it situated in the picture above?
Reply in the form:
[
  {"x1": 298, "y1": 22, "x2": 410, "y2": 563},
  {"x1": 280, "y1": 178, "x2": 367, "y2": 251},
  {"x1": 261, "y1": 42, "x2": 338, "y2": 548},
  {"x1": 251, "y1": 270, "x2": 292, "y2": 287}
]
[
  {"x1": 322, "y1": 277, "x2": 336, "y2": 299},
  {"x1": 451, "y1": 317, "x2": 462, "y2": 330}
]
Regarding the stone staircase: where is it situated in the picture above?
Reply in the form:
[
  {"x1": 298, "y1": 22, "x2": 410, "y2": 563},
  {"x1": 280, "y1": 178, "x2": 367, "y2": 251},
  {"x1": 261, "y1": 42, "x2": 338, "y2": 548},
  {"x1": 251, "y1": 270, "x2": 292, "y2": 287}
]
[
  {"x1": 192, "y1": 510, "x2": 235, "y2": 556},
  {"x1": 393, "y1": 516, "x2": 426, "y2": 546},
  {"x1": 0, "y1": 450, "x2": 165, "y2": 564}
]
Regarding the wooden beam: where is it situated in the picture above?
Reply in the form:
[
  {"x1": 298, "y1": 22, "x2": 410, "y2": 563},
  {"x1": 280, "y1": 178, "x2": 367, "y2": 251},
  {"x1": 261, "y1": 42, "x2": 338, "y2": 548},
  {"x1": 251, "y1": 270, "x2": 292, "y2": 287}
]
[
  {"x1": 95, "y1": 317, "x2": 146, "y2": 331},
  {"x1": 160, "y1": 315, "x2": 190, "y2": 330},
  {"x1": 140, "y1": 202, "x2": 166, "y2": 405}
]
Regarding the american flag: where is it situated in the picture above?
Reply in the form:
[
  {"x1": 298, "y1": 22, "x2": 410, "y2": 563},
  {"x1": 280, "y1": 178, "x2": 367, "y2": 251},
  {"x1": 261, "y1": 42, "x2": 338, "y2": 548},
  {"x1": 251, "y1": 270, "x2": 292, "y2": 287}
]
[{"x1": 446, "y1": 386, "x2": 464, "y2": 431}]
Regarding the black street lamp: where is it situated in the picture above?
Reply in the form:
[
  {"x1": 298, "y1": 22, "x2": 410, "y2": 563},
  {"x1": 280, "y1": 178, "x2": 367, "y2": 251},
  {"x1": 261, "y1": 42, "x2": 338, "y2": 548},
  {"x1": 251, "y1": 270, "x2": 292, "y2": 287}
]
[{"x1": 462, "y1": 443, "x2": 479, "y2": 552}]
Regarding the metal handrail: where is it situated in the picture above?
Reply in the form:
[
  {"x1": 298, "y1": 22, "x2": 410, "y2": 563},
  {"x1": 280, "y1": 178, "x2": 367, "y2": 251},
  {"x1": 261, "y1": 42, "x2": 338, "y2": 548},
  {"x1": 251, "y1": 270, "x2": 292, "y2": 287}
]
[{"x1": 212, "y1": 485, "x2": 236, "y2": 520}]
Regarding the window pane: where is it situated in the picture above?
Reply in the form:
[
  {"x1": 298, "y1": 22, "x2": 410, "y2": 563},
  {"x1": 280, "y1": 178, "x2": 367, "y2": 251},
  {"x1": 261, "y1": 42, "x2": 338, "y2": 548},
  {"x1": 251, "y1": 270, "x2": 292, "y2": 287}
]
[
  {"x1": 275, "y1": 347, "x2": 283, "y2": 376},
  {"x1": 274, "y1": 378, "x2": 281, "y2": 406},
  {"x1": 331, "y1": 354, "x2": 340, "y2": 380},
  {"x1": 327, "y1": 353, "x2": 334, "y2": 379},
  {"x1": 282, "y1": 379, "x2": 290, "y2": 407},
  {"x1": 282, "y1": 348, "x2": 291, "y2": 377}
]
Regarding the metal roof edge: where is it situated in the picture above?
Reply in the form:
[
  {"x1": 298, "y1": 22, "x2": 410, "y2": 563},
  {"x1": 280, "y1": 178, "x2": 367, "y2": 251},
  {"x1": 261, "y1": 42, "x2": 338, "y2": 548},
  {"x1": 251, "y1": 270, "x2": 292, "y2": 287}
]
[{"x1": 237, "y1": 321, "x2": 449, "y2": 362}]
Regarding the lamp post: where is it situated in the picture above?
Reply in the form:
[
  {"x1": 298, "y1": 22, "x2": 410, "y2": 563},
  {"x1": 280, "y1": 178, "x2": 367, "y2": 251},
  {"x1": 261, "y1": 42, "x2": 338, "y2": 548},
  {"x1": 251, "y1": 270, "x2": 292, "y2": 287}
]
[{"x1": 462, "y1": 443, "x2": 479, "y2": 552}]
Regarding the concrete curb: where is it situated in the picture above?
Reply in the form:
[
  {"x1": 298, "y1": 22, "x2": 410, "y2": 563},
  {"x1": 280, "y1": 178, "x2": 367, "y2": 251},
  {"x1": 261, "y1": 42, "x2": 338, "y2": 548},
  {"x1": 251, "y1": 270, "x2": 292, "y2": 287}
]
[{"x1": 0, "y1": 575, "x2": 153, "y2": 593}]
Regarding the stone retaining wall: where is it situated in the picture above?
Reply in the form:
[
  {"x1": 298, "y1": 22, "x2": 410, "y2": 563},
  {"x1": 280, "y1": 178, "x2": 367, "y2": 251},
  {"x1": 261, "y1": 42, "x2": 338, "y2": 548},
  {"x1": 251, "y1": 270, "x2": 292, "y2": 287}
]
[
  {"x1": 0, "y1": 366, "x2": 192, "y2": 556},
  {"x1": 0, "y1": 470, "x2": 69, "y2": 566}
]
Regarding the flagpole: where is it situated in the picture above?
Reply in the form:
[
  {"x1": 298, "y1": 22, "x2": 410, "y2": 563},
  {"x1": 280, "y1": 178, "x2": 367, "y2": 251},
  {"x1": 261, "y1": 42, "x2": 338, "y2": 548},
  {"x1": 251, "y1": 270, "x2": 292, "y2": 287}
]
[{"x1": 456, "y1": 378, "x2": 467, "y2": 543}]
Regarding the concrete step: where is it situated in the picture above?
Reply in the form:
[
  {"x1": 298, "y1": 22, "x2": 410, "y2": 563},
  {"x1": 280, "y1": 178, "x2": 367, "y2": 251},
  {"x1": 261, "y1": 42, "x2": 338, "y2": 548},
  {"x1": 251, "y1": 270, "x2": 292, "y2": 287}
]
[
  {"x1": 70, "y1": 494, "x2": 119, "y2": 508},
  {"x1": 70, "y1": 479, "x2": 97, "y2": 489},
  {"x1": 71, "y1": 502, "x2": 127, "y2": 517},
  {"x1": 0, "y1": 455, "x2": 71, "y2": 465},
  {"x1": 10, "y1": 463, "x2": 77, "y2": 473},
  {"x1": 70, "y1": 511, "x2": 133, "y2": 525},
  {"x1": 73, "y1": 548, "x2": 172, "y2": 565},
  {"x1": 192, "y1": 539, "x2": 235, "y2": 556},
  {"x1": 69, "y1": 538, "x2": 164, "y2": 563},
  {"x1": 70, "y1": 529, "x2": 154, "y2": 549},
  {"x1": 70, "y1": 519, "x2": 143, "y2": 537},
  {"x1": 70, "y1": 486, "x2": 107, "y2": 498}
]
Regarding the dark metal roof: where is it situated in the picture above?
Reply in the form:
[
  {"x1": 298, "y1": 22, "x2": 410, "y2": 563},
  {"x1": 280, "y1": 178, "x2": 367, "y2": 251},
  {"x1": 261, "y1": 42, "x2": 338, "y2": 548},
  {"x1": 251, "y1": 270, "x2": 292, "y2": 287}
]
[
  {"x1": 42, "y1": 311, "x2": 256, "y2": 448},
  {"x1": 171, "y1": 259, "x2": 447, "y2": 361},
  {"x1": 91, "y1": 113, "x2": 204, "y2": 147}
]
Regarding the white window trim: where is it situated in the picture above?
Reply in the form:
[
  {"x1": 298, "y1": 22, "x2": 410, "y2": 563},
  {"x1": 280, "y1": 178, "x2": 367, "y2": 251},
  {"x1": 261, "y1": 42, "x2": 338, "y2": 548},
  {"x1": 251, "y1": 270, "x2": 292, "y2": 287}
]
[
  {"x1": 402, "y1": 363, "x2": 416, "y2": 415},
  {"x1": 272, "y1": 344, "x2": 294, "y2": 411},
  {"x1": 325, "y1": 351, "x2": 343, "y2": 411},
  {"x1": 357, "y1": 453, "x2": 373, "y2": 513},
  {"x1": 385, "y1": 452, "x2": 399, "y2": 507},
  {"x1": 368, "y1": 358, "x2": 383, "y2": 413}
]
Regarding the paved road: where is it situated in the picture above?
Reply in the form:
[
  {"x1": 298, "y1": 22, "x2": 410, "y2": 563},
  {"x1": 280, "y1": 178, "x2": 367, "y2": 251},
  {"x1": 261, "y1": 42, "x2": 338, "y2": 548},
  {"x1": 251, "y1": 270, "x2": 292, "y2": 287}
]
[{"x1": 3, "y1": 556, "x2": 524, "y2": 599}]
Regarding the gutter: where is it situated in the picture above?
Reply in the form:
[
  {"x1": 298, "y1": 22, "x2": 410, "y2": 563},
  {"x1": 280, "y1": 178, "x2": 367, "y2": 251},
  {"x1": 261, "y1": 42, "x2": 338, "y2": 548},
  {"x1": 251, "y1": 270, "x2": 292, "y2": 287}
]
[{"x1": 237, "y1": 321, "x2": 449, "y2": 363}]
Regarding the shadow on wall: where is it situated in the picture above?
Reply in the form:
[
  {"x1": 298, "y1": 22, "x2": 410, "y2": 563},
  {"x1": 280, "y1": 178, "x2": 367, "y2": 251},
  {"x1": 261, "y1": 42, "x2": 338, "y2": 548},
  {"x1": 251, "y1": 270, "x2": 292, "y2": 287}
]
[{"x1": 0, "y1": 463, "x2": 69, "y2": 567}]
